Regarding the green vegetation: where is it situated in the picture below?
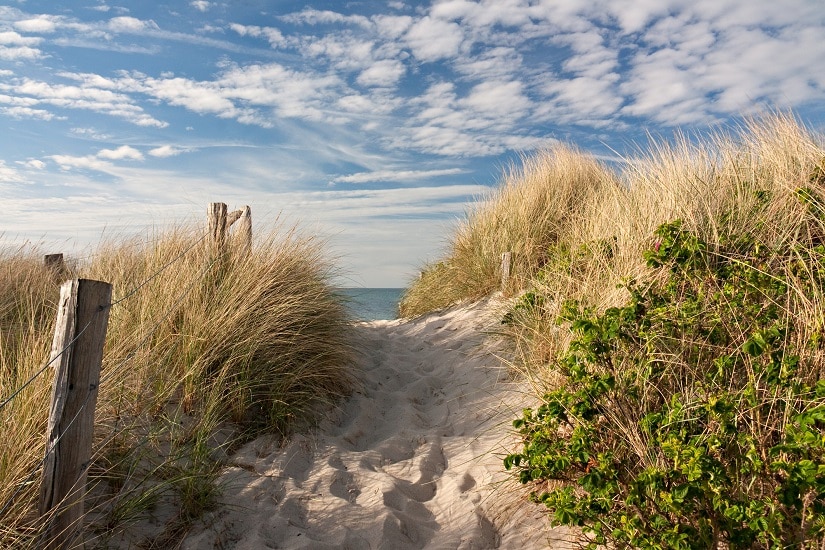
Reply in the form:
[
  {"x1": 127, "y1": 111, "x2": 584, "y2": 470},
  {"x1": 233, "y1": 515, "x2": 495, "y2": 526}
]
[
  {"x1": 506, "y1": 219, "x2": 825, "y2": 547},
  {"x1": 404, "y1": 113, "x2": 825, "y2": 548},
  {"x1": 0, "y1": 225, "x2": 354, "y2": 547}
]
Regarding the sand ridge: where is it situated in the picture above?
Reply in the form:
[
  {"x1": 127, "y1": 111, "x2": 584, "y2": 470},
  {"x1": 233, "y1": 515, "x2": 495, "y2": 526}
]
[{"x1": 178, "y1": 297, "x2": 573, "y2": 549}]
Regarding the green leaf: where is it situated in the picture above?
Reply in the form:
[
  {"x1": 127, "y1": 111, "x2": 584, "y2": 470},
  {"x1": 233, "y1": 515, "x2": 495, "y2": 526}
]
[{"x1": 743, "y1": 333, "x2": 766, "y2": 357}]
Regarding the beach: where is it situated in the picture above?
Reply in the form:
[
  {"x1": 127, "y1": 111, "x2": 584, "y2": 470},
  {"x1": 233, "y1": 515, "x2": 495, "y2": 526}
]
[{"x1": 156, "y1": 296, "x2": 572, "y2": 549}]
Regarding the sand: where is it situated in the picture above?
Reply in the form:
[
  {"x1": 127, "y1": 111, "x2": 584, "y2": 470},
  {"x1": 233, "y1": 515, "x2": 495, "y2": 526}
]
[{"x1": 170, "y1": 296, "x2": 575, "y2": 549}]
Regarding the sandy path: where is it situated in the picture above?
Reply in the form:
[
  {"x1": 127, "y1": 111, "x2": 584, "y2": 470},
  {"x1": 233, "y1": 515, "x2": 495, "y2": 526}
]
[{"x1": 180, "y1": 298, "x2": 573, "y2": 549}]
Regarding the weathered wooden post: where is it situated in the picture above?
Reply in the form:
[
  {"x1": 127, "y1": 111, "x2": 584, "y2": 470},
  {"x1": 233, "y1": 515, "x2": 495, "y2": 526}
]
[
  {"x1": 208, "y1": 202, "x2": 228, "y2": 252},
  {"x1": 40, "y1": 279, "x2": 112, "y2": 549},
  {"x1": 224, "y1": 205, "x2": 252, "y2": 255},
  {"x1": 44, "y1": 254, "x2": 65, "y2": 272},
  {"x1": 501, "y1": 251, "x2": 512, "y2": 290},
  {"x1": 237, "y1": 205, "x2": 252, "y2": 255}
]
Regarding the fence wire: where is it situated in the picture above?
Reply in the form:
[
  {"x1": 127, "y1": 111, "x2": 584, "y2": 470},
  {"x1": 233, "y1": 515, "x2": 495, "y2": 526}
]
[
  {"x1": 0, "y1": 316, "x2": 96, "y2": 413},
  {"x1": 68, "y1": 225, "x2": 206, "y2": 264},
  {"x1": 107, "y1": 232, "x2": 207, "y2": 308},
  {"x1": 100, "y1": 247, "x2": 222, "y2": 386}
]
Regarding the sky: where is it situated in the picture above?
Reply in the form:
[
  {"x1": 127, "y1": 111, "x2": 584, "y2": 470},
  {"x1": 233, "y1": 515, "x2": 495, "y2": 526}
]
[{"x1": 1, "y1": 1, "x2": 825, "y2": 287}]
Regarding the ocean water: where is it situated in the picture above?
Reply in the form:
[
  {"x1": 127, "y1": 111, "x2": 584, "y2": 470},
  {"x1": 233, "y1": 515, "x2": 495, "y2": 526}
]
[{"x1": 338, "y1": 288, "x2": 405, "y2": 321}]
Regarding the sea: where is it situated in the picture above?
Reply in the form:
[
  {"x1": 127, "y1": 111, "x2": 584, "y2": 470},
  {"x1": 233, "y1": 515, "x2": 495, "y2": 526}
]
[{"x1": 338, "y1": 288, "x2": 405, "y2": 321}]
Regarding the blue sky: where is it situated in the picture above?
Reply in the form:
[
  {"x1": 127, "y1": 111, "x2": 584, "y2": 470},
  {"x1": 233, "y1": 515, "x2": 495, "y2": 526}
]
[{"x1": 1, "y1": 1, "x2": 824, "y2": 287}]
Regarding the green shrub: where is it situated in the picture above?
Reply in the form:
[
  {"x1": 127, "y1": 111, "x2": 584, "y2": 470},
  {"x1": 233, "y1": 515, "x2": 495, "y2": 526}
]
[{"x1": 505, "y1": 217, "x2": 825, "y2": 549}]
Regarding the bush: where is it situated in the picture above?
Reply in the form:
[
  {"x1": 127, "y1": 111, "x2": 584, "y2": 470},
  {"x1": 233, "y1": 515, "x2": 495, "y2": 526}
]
[{"x1": 505, "y1": 218, "x2": 825, "y2": 548}]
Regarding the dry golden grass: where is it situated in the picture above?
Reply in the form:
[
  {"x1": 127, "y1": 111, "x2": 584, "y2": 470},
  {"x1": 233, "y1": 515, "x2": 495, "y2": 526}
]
[
  {"x1": 0, "y1": 248, "x2": 65, "y2": 546},
  {"x1": 0, "y1": 224, "x2": 354, "y2": 547},
  {"x1": 402, "y1": 113, "x2": 825, "y2": 381},
  {"x1": 399, "y1": 144, "x2": 618, "y2": 317}
]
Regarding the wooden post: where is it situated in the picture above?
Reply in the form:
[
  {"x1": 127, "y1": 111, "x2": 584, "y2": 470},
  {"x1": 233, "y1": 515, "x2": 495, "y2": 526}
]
[
  {"x1": 210, "y1": 202, "x2": 251, "y2": 256},
  {"x1": 220, "y1": 204, "x2": 252, "y2": 256},
  {"x1": 44, "y1": 254, "x2": 68, "y2": 281},
  {"x1": 501, "y1": 251, "x2": 512, "y2": 290},
  {"x1": 40, "y1": 279, "x2": 112, "y2": 550},
  {"x1": 208, "y1": 202, "x2": 228, "y2": 251},
  {"x1": 226, "y1": 208, "x2": 242, "y2": 227},
  {"x1": 237, "y1": 205, "x2": 252, "y2": 255},
  {"x1": 44, "y1": 254, "x2": 65, "y2": 271}
]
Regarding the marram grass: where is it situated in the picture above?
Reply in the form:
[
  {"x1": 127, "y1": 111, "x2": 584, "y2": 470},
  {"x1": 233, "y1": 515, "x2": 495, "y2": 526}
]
[
  {"x1": 401, "y1": 112, "x2": 825, "y2": 329},
  {"x1": 399, "y1": 144, "x2": 618, "y2": 317},
  {"x1": 0, "y1": 224, "x2": 354, "y2": 548}
]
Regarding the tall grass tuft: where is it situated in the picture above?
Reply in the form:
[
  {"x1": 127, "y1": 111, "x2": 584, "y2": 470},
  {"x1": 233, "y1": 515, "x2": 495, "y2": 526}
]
[
  {"x1": 399, "y1": 145, "x2": 618, "y2": 317},
  {"x1": 0, "y1": 224, "x2": 354, "y2": 547}
]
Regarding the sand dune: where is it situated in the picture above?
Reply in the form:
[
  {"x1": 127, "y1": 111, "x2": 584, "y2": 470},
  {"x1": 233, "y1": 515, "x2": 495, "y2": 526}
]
[{"x1": 177, "y1": 297, "x2": 574, "y2": 549}]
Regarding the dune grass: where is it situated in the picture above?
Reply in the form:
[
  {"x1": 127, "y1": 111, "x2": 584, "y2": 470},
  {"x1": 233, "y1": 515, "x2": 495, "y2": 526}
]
[
  {"x1": 399, "y1": 145, "x2": 619, "y2": 317},
  {"x1": 403, "y1": 113, "x2": 825, "y2": 360},
  {"x1": 0, "y1": 224, "x2": 354, "y2": 548},
  {"x1": 403, "y1": 112, "x2": 825, "y2": 547}
]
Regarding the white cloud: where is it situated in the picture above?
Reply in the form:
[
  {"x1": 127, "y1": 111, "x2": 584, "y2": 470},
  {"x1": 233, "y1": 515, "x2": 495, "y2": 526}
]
[
  {"x1": 462, "y1": 80, "x2": 530, "y2": 119},
  {"x1": 207, "y1": 62, "x2": 344, "y2": 122},
  {"x1": 14, "y1": 16, "x2": 58, "y2": 33},
  {"x1": 280, "y1": 9, "x2": 371, "y2": 28},
  {"x1": 45, "y1": 145, "x2": 143, "y2": 173},
  {"x1": 336, "y1": 92, "x2": 399, "y2": 116},
  {"x1": 18, "y1": 159, "x2": 45, "y2": 170},
  {"x1": 0, "y1": 31, "x2": 41, "y2": 46},
  {"x1": 556, "y1": 31, "x2": 618, "y2": 80},
  {"x1": 0, "y1": 105, "x2": 61, "y2": 120},
  {"x1": 48, "y1": 154, "x2": 111, "y2": 172},
  {"x1": 430, "y1": 0, "x2": 537, "y2": 29},
  {"x1": 148, "y1": 145, "x2": 190, "y2": 157},
  {"x1": 35, "y1": 62, "x2": 347, "y2": 129},
  {"x1": 331, "y1": 168, "x2": 465, "y2": 184},
  {"x1": 0, "y1": 75, "x2": 167, "y2": 127},
  {"x1": 136, "y1": 75, "x2": 237, "y2": 116},
  {"x1": 97, "y1": 145, "x2": 143, "y2": 160},
  {"x1": 539, "y1": 75, "x2": 623, "y2": 126},
  {"x1": 108, "y1": 16, "x2": 153, "y2": 33},
  {"x1": 594, "y1": 0, "x2": 672, "y2": 34},
  {"x1": 301, "y1": 34, "x2": 377, "y2": 72},
  {"x1": 46, "y1": 145, "x2": 144, "y2": 172},
  {"x1": 228, "y1": 23, "x2": 285, "y2": 47},
  {"x1": 404, "y1": 16, "x2": 464, "y2": 62},
  {"x1": 372, "y1": 15, "x2": 414, "y2": 39},
  {"x1": 615, "y1": 6, "x2": 825, "y2": 125},
  {"x1": 190, "y1": 1, "x2": 211, "y2": 12},
  {"x1": 0, "y1": 30, "x2": 42, "y2": 59},
  {"x1": 0, "y1": 160, "x2": 26, "y2": 183},
  {"x1": 453, "y1": 46, "x2": 521, "y2": 79},
  {"x1": 70, "y1": 127, "x2": 112, "y2": 140},
  {"x1": 356, "y1": 59, "x2": 405, "y2": 88}
]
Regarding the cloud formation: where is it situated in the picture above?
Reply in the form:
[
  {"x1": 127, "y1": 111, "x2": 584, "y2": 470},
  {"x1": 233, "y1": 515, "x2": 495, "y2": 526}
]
[
  {"x1": 330, "y1": 168, "x2": 465, "y2": 184},
  {"x1": 4, "y1": 1, "x2": 823, "y2": 152},
  {"x1": 1, "y1": 0, "x2": 824, "y2": 285}
]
